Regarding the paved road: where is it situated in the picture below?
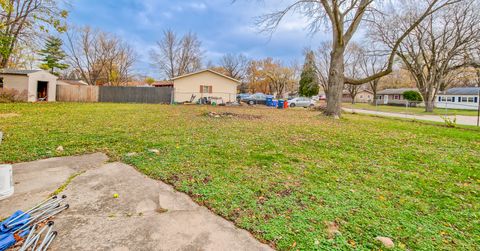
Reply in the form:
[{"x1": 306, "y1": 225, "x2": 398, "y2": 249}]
[
  {"x1": 343, "y1": 108, "x2": 479, "y2": 126},
  {"x1": 1, "y1": 153, "x2": 272, "y2": 251}
]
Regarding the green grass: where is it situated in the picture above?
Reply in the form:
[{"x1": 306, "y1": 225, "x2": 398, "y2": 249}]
[
  {"x1": 1, "y1": 103, "x2": 479, "y2": 250},
  {"x1": 343, "y1": 103, "x2": 479, "y2": 116}
]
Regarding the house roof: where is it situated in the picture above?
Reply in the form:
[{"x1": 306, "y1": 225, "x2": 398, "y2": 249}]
[
  {"x1": 444, "y1": 87, "x2": 480, "y2": 95},
  {"x1": 152, "y1": 81, "x2": 173, "y2": 87},
  {"x1": 377, "y1": 88, "x2": 418, "y2": 95},
  {"x1": 58, "y1": 79, "x2": 88, "y2": 86},
  {"x1": 0, "y1": 69, "x2": 42, "y2": 75},
  {"x1": 170, "y1": 69, "x2": 241, "y2": 84}
]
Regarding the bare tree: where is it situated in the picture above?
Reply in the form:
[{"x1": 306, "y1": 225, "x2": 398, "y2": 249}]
[
  {"x1": 150, "y1": 29, "x2": 203, "y2": 79},
  {"x1": 65, "y1": 26, "x2": 136, "y2": 85},
  {"x1": 0, "y1": 0, "x2": 68, "y2": 67},
  {"x1": 344, "y1": 43, "x2": 365, "y2": 104},
  {"x1": 360, "y1": 49, "x2": 387, "y2": 104},
  {"x1": 220, "y1": 53, "x2": 249, "y2": 80},
  {"x1": 373, "y1": 0, "x2": 480, "y2": 111},
  {"x1": 253, "y1": 0, "x2": 459, "y2": 117},
  {"x1": 315, "y1": 41, "x2": 331, "y2": 99},
  {"x1": 265, "y1": 62, "x2": 297, "y2": 98}
]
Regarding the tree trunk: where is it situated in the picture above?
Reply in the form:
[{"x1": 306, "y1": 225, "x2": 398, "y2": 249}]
[
  {"x1": 425, "y1": 99, "x2": 434, "y2": 112},
  {"x1": 325, "y1": 47, "x2": 345, "y2": 118}
]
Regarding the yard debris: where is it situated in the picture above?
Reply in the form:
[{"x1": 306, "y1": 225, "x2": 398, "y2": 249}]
[
  {"x1": 375, "y1": 236, "x2": 395, "y2": 249},
  {"x1": 113, "y1": 193, "x2": 119, "y2": 198},
  {"x1": 0, "y1": 195, "x2": 68, "y2": 251},
  {"x1": 125, "y1": 152, "x2": 137, "y2": 157},
  {"x1": 148, "y1": 149, "x2": 160, "y2": 155},
  {"x1": 0, "y1": 113, "x2": 19, "y2": 119},
  {"x1": 204, "y1": 111, "x2": 262, "y2": 120},
  {"x1": 325, "y1": 221, "x2": 341, "y2": 239},
  {"x1": 55, "y1": 146, "x2": 64, "y2": 152}
]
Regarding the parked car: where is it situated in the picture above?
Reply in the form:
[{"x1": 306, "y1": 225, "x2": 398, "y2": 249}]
[
  {"x1": 288, "y1": 97, "x2": 315, "y2": 108},
  {"x1": 237, "y1": 93, "x2": 251, "y2": 101},
  {"x1": 243, "y1": 93, "x2": 268, "y2": 105}
]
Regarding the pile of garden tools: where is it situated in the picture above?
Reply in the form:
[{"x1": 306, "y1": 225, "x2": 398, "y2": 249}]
[{"x1": 0, "y1": 195, "x2": 69, "y2": 251}]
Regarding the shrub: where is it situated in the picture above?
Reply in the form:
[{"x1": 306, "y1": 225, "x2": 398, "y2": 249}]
[
  {"x1": 0, "y1": 88, "x2": 27, "y2": 103},
  {"x1": 403, "y1": 90, "x2": 423, "y2": 102},
  {"x1": 441, "y1": 116, "x2": 457, "y2": 128}
]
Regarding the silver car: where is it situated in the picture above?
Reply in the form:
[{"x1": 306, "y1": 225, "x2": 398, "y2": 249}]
[{"x1": 288, "y1": 97, "x2": 315, "y2": 108}]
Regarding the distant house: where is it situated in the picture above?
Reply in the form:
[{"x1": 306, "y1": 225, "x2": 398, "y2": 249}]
[
  {"x1": 58, "y1": 79, "x2": 88, "y2": 86},
  {"x1": 0, "y1": 69, "x2": 58, "y2": 102},
  {"x1": 376, "y1": 88, "x2": 419, "y2": 105},
  {"x1": 171, "y1": 69, "x2": 240, "y2": 103},
  {"x1": 152, "y1": 81, "x2": 173, "y2": 88},
  {"x1": 436, "y1": 87, "x2": 479, "y2": 110},
  {"x1": 342, "y1": 89, "x2": 374, "y2": 103}
]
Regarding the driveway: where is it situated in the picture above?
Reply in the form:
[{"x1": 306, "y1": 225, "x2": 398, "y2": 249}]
[
  {"x1": 0, "y1": 153, "x2": 273, "y2": 251},
  {"x1": 343, "y1": 108, "x2": 479, "y2": 126}
]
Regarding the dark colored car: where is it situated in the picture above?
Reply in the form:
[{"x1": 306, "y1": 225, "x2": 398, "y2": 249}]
[
  {"x1": 243, "y1": 93, "x2": 268, "y2": 105},
  {"x1": 237, "y1": 93, "x2": 251, "y2": 101}
]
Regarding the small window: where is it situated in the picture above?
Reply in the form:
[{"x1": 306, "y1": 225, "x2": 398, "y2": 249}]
[
  {"x1": 461, "y1": 97, "x2": 468, "y2": 102},
  {"x1": 200, "y1": 85, "x2": 212, "y2": 94},
  {"x1": 394, "y1": 95, "x2": 400, "y2": 100},
  {"x1": 468, "y1": 97, "x2": 474, "y2": 103}
]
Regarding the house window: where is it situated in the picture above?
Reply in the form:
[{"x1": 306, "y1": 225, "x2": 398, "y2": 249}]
[
  {"x1": 461, "y1": 97, "x2": 468, "y2": 102},
  {"x1": 394, "y1": 95, "x2": 400, "y2": 100},
  {"x1": 468, "y1": 97, "x2": 475, "y2": 103},
  {"x1": 200, "y1": 85, "x2": 212, "y2": 94},
  {"x1": 440, "y1": 97, "x2": 454, "y2": 102},
  {"x1": 378, "y1": 95, "x2": 382, "y2": 100}
]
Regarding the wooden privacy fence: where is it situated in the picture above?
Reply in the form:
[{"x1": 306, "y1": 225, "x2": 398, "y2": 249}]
[
  {"x1": 99, "y1": 86, "x2": 173, "y2": 104},
  {"x1": 56, "y1": 85, "x2": 99, "y2": 102}
]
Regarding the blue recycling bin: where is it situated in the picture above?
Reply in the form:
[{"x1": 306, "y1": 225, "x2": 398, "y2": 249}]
[
  {"x1": 272, "y1": 100, "x2": 278, "y2": 107},
  {"x1": 266, "y1": 97, "x2": 273, "y2": 107},
  {"x1": 277, "y1": 100, "x2": 284, "y2": 109}
]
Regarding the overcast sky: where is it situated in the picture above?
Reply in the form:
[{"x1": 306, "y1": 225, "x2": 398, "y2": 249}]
[{"x1": 67, "y1": 0, "x2": 329, "y2": 79}]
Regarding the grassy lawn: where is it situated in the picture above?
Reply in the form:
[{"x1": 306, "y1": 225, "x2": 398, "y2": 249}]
[
  {"x1": 343, "y1": 103, "x2": 480, "y2": 116},
  {"x1": 1, "y1": 103, "x2": 479, "y2": 250}
]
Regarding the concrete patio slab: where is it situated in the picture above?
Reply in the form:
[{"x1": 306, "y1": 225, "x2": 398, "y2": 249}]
[
  {"x1": 0, "y1": 153, "x2": 109, "y2": 219},
  {"x1": 0, "y1": 154, "x2": 273, "y2": 251}
]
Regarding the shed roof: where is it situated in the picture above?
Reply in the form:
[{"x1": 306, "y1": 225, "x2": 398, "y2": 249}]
[
  {"x1": 0, "y1": 69, "x2": 42, "y2": 75},
  {"x1": 170, "y1": 69, "x2": 241, "y2": 84},
  {"x1": 377, "y1": 88, "x2": 418, "y2": 95},
  {"x1": 444, "y1": 87, "x2": 480, "y2": 95}
]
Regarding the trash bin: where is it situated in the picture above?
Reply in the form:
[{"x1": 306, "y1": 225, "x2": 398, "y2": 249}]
[
  {"x1": 284, "y1": 100, "x2": 289, "y2": 109},
  {"x1": 278, "y1": 100, "x2": 284, "y2": 109},
  {"x1": 266, "y1": 97, "x2": 273, "y2": 107},
  {"x1": 272, "y1": 100, "x2": 278, "y2": 107},
  {"x1": 0, "y1": 164, "x2": 13, "y2": 201}
]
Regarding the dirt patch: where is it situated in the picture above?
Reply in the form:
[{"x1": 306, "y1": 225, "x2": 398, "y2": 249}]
[
  {"x1": 0, "y1": 113, "x2": 19, "y2": 118},
  {"x1": 204, "y1": 111, "x2": 262, "y2": 120}
]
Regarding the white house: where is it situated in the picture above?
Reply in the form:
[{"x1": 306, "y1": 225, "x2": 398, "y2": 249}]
[
  {"x1": 436, "y1": 87, "x2": 480, "y2": 110},
  {"x1": 170, "y1": 69, "x2": 240, "y2": 104},
  {"x1": 0, "y1": 69, "x2": 58, "y2": 102}
]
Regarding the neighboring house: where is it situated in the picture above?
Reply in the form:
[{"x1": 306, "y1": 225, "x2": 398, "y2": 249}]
[
  {"x1": 171, "y1": 69, "x2": 240, "y2": 103},
  {"x1": 0, "y1": 69, "x2": 58, "y2": 102},
  {"x1": 57, "y1": 79, "x2": 88, "y2": 86},
  {"x1": 436, "y1": 87, "x2": 480, "y2": 110},
  {"x1": 376, "y1": 88, "x2": 419, "y2": 105},
  {"x1": 152, "y1": 81, "x2": 174, "y2": 88},
  {"x1": 342, "y1": 89, "x2": 374, "y2": 103}
]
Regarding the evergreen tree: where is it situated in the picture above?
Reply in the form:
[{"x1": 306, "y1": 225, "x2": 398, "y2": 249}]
[
  {"x1": 39, "y1": 36, "x2": 69, "y2": 76},
  {"x1": 299, "y1": 50, "x2": 319, "y2": 97}
]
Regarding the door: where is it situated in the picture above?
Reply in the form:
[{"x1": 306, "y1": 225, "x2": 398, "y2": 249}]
[
  {"x1": 37, "y1": 81, "x2": 48, "y2": 101},
  {"x1": 384, "y1": 95, "x2": 388, "y2": 104}
]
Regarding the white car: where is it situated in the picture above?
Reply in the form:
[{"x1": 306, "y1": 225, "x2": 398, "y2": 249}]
[{"x1": 288, "y1": 97, "x2": 315, "y2": 108}]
